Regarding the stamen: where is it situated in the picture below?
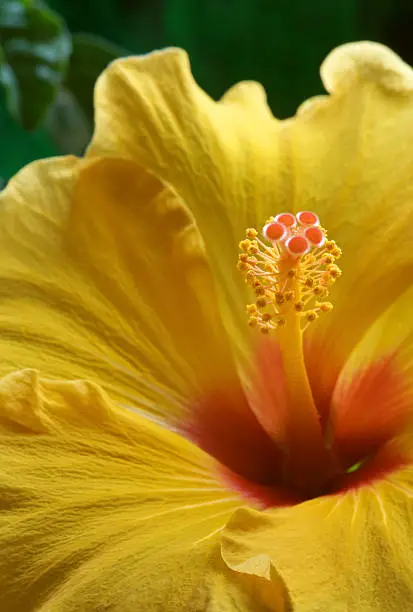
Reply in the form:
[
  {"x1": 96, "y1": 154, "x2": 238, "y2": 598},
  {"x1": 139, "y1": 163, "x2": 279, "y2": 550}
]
[{"x1": 238, "y1": 211, "x2": 341, "y2": 334}]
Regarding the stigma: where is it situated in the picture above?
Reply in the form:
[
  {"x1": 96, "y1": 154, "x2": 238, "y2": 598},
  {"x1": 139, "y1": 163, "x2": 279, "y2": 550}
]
[{"x1": 238, "y1": 211, "x2": 342, "y2": 334}]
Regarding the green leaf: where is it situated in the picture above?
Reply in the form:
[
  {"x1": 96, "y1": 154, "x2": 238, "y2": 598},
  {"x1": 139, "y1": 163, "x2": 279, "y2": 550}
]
[
  {"x1": 64, "y1": 33, "x2": 127, "y2": 123},
  {"x1": 0, "y1": 0, "x2": 71, "y2": 130}
]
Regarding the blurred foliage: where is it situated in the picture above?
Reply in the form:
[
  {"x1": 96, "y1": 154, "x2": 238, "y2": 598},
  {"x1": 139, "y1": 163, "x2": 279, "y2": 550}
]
[
  {"x1": 1, "y1": 0, "x2": 413, "y2": 181},
  {"x1": 0, "y1": 0, "x2": 128, "y2": 178},
  {"x1": 0, "y1": 0, "x2": 71, "y2": 129},
  {"x1": 164, "y1": 0, "x2": 361, "y2": 116},
  {"x1": 0, "y1": 88, "x2": 55, "y2": 179},
  {"x1": 65, "y1": 33, "x2": 126, "y2": 122}
]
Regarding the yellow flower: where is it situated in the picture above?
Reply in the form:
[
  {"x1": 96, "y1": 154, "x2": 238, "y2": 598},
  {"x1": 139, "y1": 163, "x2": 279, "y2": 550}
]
[{"x1": 2, "y1": 40, "x2": 413, "y2": 611}]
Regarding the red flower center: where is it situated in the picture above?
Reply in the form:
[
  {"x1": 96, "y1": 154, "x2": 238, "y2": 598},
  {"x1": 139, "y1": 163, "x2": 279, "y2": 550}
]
[{"x1": 186, "y1": 338, "x2": 410, "y2": 508}]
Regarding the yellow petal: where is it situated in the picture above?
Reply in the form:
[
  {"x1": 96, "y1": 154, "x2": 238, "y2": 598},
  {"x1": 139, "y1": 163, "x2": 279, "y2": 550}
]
[
  {"x1": 0, "y1": 368, "x2": 286, "y2": 611},
  {"x1": 339, "y1": 282, "x2": 413, "y2": 374},
  {"x1": 294, "y1": 42, "x2": 413, "y2": 393},
  {"x1": 89, "y1": 49, "x2": 282, "y2": 237},
  {"x1": 0, "y1": 156, "x2": 236, "y2": 424},
  {"x1": 222, "y1": 464, "x2": 413, "y2": 611},
  {"x1": 88, "y1": 49, "x2": 284, "y2": 350}
]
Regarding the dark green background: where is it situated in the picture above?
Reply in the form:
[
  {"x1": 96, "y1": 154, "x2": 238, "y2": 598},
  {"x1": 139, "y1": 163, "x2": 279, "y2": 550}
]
[{"x1": 1, "y1": 0, "x2": 412, "y2": 180}]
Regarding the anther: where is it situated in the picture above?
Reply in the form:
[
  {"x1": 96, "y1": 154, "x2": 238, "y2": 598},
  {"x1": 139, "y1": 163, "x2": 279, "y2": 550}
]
[
  {"x1": 313, "y1": 286, "x2": 323, "y2": 296},
  {"x1": 317, "y1": 302, "x2": 333, "y2": 313},
  {"x1": 246, "y1": 304, "x2": 258, "y2": 314},
  {"x1": 332, "y1": 247, "x2": 342, "y2": 259},
  {"x1": 237, "y1": 261, "x2": 248, "y2": 271},
  {"x1": 327, "y1": 265, "x2": 341, "y2": 279},
  {"x1": 255, "y1": 285, "x2": 266, "y2": 296},
  {"x1": 305, "y1": 310, "x2": 319, "y2": 322}
]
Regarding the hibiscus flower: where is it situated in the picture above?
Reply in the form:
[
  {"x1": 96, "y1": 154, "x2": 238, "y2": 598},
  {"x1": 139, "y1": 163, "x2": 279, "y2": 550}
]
[{"x1": 1, "y1": 41, "x2": 413, "y2": 611}]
